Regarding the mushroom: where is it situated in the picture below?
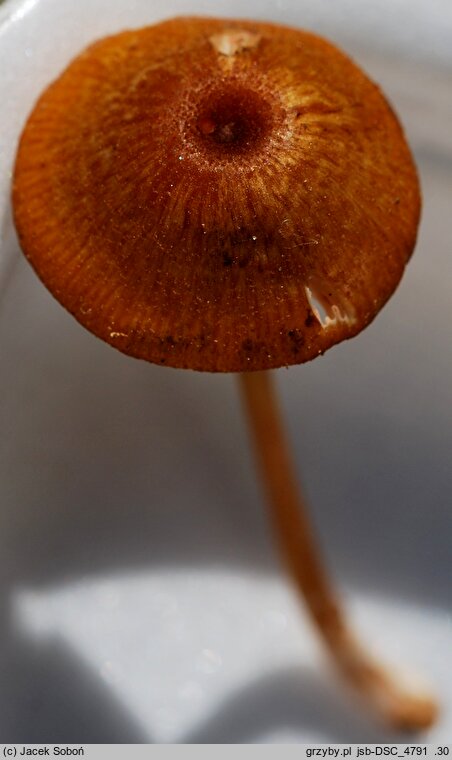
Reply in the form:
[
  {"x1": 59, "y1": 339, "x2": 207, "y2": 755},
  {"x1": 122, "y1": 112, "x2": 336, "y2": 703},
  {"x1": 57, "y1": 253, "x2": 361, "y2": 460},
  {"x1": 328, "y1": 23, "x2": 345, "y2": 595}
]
[{"x1": 12, "y1": 16, "x2": 437, "y2": 730}]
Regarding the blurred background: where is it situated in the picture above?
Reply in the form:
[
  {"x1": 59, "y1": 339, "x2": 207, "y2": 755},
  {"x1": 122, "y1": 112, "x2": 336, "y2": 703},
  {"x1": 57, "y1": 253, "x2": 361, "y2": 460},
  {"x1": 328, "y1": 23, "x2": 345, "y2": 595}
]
[{"x1": 0, "y1": 0, "x2": 451, "y2": 744}]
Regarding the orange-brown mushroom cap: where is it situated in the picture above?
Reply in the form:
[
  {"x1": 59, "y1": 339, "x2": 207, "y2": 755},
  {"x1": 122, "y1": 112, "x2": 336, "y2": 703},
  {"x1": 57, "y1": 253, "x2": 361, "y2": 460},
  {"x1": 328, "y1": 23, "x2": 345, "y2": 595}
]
[{"x1": 13, "y1": 16, "x2": 420, "y2": 372}]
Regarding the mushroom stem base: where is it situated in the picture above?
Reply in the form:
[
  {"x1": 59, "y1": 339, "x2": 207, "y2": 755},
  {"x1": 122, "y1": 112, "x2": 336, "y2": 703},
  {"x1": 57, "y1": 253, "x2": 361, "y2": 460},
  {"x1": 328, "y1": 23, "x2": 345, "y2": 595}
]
[{"x1": 238, "y1": 370, "x2": 437, "y2": 731}]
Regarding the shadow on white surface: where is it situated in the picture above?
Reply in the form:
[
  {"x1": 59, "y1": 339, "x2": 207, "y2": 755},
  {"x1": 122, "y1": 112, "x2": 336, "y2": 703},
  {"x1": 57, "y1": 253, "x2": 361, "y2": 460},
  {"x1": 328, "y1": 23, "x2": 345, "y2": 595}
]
[
  {"x1": 7, "y1": 569, "x2": 449, "y2": 743},
  {"x1": 0, "y1": 636, "x2": 413, "y2": 744}
]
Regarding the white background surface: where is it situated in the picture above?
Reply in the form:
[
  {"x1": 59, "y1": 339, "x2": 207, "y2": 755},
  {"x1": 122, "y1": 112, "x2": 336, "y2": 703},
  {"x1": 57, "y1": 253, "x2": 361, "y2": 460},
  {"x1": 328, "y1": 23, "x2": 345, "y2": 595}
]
[{"x1": 1, "y1": 0, "x2": 451, "y2": 744}]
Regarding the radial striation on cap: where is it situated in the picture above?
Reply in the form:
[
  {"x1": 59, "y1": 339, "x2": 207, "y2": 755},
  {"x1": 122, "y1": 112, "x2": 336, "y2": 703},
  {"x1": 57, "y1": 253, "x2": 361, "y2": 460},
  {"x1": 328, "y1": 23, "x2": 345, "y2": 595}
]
[{"x1": 13, "y1": 17, "x2": 421, "y2": 371}]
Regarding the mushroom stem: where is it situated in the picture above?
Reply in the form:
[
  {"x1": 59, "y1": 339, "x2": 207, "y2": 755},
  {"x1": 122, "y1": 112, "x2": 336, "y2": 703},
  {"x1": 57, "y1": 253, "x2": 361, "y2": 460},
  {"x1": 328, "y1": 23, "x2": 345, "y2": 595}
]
[{"x1": 239, "y1": 370, "x2": 437, "y2": 731}]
